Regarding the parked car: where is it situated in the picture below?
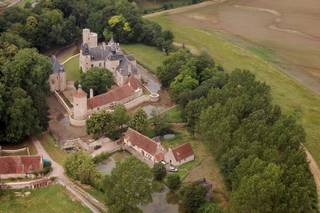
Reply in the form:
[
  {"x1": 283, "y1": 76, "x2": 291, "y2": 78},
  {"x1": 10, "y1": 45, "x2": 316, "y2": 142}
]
[
  {"x1": 169, "y1": 166, "x2": 178, "y2": 172},
  {"x1": 160, "y1": 160, "x2": 167, "y2": 165}
]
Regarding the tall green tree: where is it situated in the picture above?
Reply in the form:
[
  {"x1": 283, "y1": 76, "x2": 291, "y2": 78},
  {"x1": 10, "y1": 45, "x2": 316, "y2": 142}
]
[
  {"x1": 78, "y1": 67, "x2": 114, "y2": 95},
  {"x1": 129, "y1": 108, "x2": 149, "y2": 134},
  {"x1": 104, "y1": 157, "x2": 153, "y2": 213}
]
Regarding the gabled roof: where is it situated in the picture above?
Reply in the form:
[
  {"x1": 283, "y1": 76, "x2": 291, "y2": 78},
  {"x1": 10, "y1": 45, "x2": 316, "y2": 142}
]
[
  {"x1": 172, "y1": 143, "x2": 194, "y2": 162},
  {"x1": 124, "y1": 128, "x2": 158, "y2": 156},
  {"x1": 0, "y1": 156, "x2": 43, "y2": 174},
  {"x1": 87, "y1": 76, "x2": 140, "y2": 109}
]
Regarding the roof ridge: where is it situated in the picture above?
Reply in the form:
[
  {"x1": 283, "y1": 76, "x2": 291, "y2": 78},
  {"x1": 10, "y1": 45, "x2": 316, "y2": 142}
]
[{"x1": 127, "y1": 128, "x2": 158, "y2": 145}]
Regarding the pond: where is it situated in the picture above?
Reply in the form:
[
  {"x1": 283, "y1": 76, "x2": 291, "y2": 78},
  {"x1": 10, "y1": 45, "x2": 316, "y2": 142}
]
[
  {"x1": 142, "y1": 187, "x2": 180, "y2": 213},
  {"x1": 95, "y1": 151, "x2": 130, "y2": 175}
]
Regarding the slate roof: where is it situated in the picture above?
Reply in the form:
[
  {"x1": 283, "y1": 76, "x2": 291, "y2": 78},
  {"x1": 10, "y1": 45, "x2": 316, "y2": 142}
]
[
  {"x1": 125, "y1": 128, "x2": 158, "y2": 156},
  {"x1": 81, "y1": 38, "x2": 137, "y2": 76},
  {"x1": 172, "y1": 143, "x2": 194, "y2": 162},
  {"x1": 0, "y1": 156, "x2": 43, "y2": 174},
  {"x1": 51, "y1": 55, "x2": 64, "y2": 73},
  {"x1": 87, "y1": 76, "x2": 140, "y2": 109}
]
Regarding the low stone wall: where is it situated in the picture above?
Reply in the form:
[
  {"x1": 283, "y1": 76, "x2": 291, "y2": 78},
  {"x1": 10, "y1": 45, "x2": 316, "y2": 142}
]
[
  {"x1": 0, "y1": 177, "x2": 52, "y2": 190},
  {"x1": 69, "y1": 115, "x2": 86, "y2": 127},
  {"x1": 124, "y1": 95, "x2": 151, "y2": 110},
  {"x1": 0, "y1": 147, "x2": 30, "y2": 156},
  {"x1": 54, "y1": 91, "x2": 72, "y2": 114}
]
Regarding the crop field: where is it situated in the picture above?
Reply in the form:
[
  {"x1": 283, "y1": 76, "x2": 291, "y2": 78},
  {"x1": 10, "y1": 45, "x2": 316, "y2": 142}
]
[
  {"x1": 145, "y1": 5, "x2": 320, "y2": 166},
  {"x1": 155, "y1": 0, "x2": 320, "y2": 94}
]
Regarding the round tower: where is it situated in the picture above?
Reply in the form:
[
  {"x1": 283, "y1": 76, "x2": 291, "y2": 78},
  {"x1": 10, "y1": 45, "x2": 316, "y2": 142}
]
[{"x1": 73, "y1": 85, "x2": 88, "y2": 120}]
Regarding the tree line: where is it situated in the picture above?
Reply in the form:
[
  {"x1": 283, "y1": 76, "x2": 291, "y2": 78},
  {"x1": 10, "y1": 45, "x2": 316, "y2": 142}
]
[
  {"x1": 156, "y1": 49, "x2": 318, "y2": 212},
  {"x1": 0, "y1": 0, "x2": 173, "y2": 52}
]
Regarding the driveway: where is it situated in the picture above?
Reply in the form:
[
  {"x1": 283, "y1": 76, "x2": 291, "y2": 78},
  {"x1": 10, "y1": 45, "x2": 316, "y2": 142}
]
[{"x1": 33, "y1": 139, "x2": 107, "y2": 213}]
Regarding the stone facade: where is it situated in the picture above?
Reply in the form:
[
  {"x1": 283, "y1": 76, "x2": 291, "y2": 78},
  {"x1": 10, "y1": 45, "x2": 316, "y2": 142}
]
[
  {"x1": 79, "y1": 28, "x2": 140, "y2": 86},
  {"x1": 49, "y1": 55, "x2": 66, "y2": 92}
]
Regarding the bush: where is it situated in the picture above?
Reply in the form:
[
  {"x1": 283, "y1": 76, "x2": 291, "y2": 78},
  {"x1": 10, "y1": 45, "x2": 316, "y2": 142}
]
[
  {"x1": 166, "y1": 174, "x2": 181, "y2": 191},
  {"x1": 153, "y1": 163, "x2": 167, "y2": 181},
  {"x1": 179, "y1": 183, "x2": 207, "y2": 213},
  {"x1": 92, "y1": 152, "x2": 112, "y2": 164},
  {"x1": 64, "y1": 152, "x2": 99, "y2": 185}
]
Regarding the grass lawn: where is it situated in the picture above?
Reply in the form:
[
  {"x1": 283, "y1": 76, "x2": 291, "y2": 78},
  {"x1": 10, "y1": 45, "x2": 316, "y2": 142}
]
[
  {"x1": 63, "y1": 55, "x2": 81, "y2": 81},
  {"x1": 38, "y1": 133, "x2": 68, "y2": 165},
  {"x1": 122, "y1": 44, "x2": 168, "y2": 73},
  {"x1": 148, "y1": 15, "x2": 320, "y2": 167},
  {"x1": 0, "y1": 185, "x2": 90, "y2": 213},
  {"x1": 164, "y1": 106, "x2": 183, "y2": 123},
  {"x1": 161, "y1": 127, "x2": 228, "y2": 206}
]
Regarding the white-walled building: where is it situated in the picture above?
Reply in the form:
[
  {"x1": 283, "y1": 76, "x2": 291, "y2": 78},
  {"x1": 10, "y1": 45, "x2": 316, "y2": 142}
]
[
  {"x1": 165, "y1": 143, "x2": 195, "y2": 166},
  {"x1": 123, "y1": 128, "x2": 165, "y2": 165}
]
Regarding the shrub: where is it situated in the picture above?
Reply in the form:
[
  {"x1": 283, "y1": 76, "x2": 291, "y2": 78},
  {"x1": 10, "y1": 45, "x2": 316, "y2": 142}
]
[
  {"x1": 153, "y1": 163, "x2": 167, "y2": 181},
  {"x1": 166, "y1": 174, "x2": 181, "y2": 191}
]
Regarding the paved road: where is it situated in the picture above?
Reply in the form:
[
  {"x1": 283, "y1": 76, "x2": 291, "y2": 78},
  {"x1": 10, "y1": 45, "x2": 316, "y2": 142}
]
[{"x1": 33, "y1": 139, "x2": 107, "y2": 213}]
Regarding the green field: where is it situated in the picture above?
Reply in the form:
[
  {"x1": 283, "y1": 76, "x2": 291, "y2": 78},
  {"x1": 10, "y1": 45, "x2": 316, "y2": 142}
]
[
  {"x1": 122, "y1": 44, "x2": 168, "y2": 73},
  {"x1": 63, "y1": 55, "x2": 81, "y2": 81},
  {"x1": 164, "y1": 106, "x2": 183, "y2": 123},
  {"x1": 145, "y1": 15, "x2": 320, "y2": 165},
  {"x1": 0, "y1": 185, "x2": 90, "y2": 213}
]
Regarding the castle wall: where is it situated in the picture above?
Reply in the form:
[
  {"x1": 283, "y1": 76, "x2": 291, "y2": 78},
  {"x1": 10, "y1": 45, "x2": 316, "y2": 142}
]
[
  {"x1": 73, "y1": 95, "x2": 88, "y2": 120},
  {"x1": 80, "y1": 52, "x2": 92, "y2": 72}
]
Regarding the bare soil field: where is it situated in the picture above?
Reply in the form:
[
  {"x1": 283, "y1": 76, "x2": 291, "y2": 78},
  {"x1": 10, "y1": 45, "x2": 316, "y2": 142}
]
[{"x1": 166, "y1": 0, "x2": 320, "y2": 93}]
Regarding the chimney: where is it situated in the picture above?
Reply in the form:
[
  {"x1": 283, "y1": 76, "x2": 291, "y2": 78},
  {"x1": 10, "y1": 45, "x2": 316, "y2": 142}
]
[{"x1": 90, "y1": 88, "x2": 94, "y2": 98}]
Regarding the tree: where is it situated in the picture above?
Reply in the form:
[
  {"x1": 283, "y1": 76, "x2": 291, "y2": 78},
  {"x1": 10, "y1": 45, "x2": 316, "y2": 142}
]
[
  {"x1": 0, "y1": 48, "x2": 51, "y2": 144},
  {"x1": 153, "y1": 162, "x2": 167, "y2": 181},
  {"x1": 64, "y1": 152, "x2": 99, "y2": 185},
  {"x1": 157, "y1": 49, "x2": 192, "y2": 87},
  {"x1": 179, "y1": 183, "x2": 207, "y2": 213},
  {"x1": 150, "y1": 110, "x2": 171, "y2": 136},
  {"x1": 78, "y1": 67, "x2": 114, "y2": 95},
  {"x1": 104, "y1": 157, "x2": 153, "y2": 213},
  {"x1": 129, "y1": 108, "x2": 149, "y2": 135},
  {"x1": 86, "y1": 110, "x2": 118, "y2": 139},
  {"x1": 112, "y1": 104, "x2": 130, "y2": 129},
  {"x1": 198, "y1": 203, "x2": 223, "y2": 213},
  {"x1": 166, "y1": 174, "x2": 181, "y2": 191}
]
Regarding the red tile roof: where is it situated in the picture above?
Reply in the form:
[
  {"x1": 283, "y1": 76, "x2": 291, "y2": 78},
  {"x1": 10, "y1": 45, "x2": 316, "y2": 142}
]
[
  {"x1": 155, "y1": 152, "x2": 165, "y2": 161},
  {"x1": 74, "y1": 87, "x2": 87, "y2": 98},
  {"x1": 87, "y1": 76, "x2": 140, "y2": 109},
  {"x1": 125, "y1": 128, "x2": 158, "y2": 156},
  {"x1": 172, "y1": 143, "x2": 194, "y2": 162},
  {"x1": 0, "y1": 156, "x2": 43, "y2": 174}
]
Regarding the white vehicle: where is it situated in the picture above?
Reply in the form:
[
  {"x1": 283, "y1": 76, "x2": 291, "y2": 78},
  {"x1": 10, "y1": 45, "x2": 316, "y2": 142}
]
[
  {"x1": 160, "y1": 160, "x2": 167, "y2": 165},
  {"x1": 169, "y1": 166, "x2": 178, "y2": 172}
]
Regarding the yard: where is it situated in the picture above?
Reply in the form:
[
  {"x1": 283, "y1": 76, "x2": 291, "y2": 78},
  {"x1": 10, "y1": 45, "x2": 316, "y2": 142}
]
[
  {"x1": 146, "y1": 14, "x2": 320, "y2": 167},
  {"x1": 163, "y1": 106, "x2": 183, "y2": 123},
  {"x1": 122, "y1": 44, "x2": 168, "y2": 74},
  {"x1": 0, "y1": 185, "x2": 90, "y2": 213},
  {"x1": 63, "y1": 55, "x2": 81, "y2": 81},
  {"x1": 38, "y1": 133, "x2": 68, "y2": 165},
  {"x1": 161, "y1": 127, "x2": 228, "y2": 207}
]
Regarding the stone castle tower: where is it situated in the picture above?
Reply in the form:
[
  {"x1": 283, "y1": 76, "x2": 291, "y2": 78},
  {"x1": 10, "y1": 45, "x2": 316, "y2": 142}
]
[{"x1": 73, "y1": 85, "x2": 88, "y2": 120}]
